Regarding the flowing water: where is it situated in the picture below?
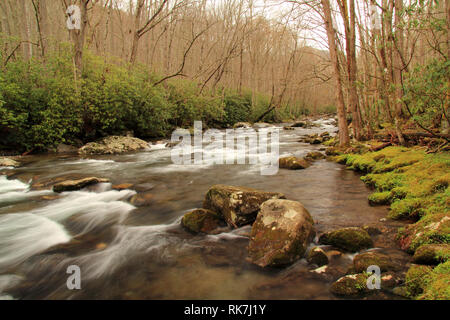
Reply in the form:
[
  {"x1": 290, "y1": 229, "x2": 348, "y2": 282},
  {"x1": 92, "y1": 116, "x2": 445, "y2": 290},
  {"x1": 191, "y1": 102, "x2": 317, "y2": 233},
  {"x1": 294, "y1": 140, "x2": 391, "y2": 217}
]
[{"x1": 0, "y1": 119, "x2": 410, "y2": 300}]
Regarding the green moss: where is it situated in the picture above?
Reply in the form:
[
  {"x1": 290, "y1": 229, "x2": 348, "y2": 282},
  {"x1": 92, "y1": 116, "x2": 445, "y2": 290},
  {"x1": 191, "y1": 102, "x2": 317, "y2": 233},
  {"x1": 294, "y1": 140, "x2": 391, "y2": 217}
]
[
  {"x1": 413, "y1": 244, "x2": 450, "y2": 265},
  {"x1": 319, "y1": 227, "x2": 373, "y2": 252},
  {"x1": 389, "y1": 198, "x2": 424, "y2": 220},
  {"x1": 405, "y1": 264, "x2": 433, "y2": 298},
  {"x1": 368, "y1": 191, "x2": 392, "y2": 206},
  {"x1": 419, "y1": 261, "x2": 450, "y2": 300}
]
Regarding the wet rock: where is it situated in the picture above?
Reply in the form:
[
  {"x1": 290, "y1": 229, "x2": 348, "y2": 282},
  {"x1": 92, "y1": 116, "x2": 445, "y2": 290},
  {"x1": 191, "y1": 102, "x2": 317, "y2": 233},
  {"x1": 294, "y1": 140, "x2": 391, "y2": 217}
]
[
  {"x1": 353, "y1": 251, "x2": 397, "y2": 273},
  {"x1": 53, "y1": 177, "x2": 110, "y2": 193},
  {"x1": 112, "y1": 183, "x2": 134, "y2": 191},
  {"x1": 130, "y1": 192, "x2": 155, "y2": 207},
  {"x1": 203, "y1": 184, "x2": 285, "y2": 228},
  {"x1": 412, "y1": 244, "x2": 450, "y2": 265},
  {"x1": 181, "y1": 208, "x2": 225, "y2": 234},
  {"x1": 319, "y1": 227, "x2": 373, "y2": 252},
  {"x1": 307, "y1": 247, "x2": 329, "y2": 267},
  {"x1": 283, "y1": 126, "x2": 295, "y2": 131},
  {"x1": 247, "y1": 199, "x2": 315, "y2": 267},
  {"x1": 0, "y1": 158, "x2": 20, "y2": 167},
  {"x1": 320, "y1": 132, "x2": 330, "y2": 137},
  {"x1": 330, "y1": 273, "x2": 369, "y2": 296},
  {"x1": 78, "y1": 136, "x2": 149, "y2": 155},
  {"x1": 304, "y1": 152, "x2": 326, "y2": 161},
  {"x1": 233, "y1": 122, "x2": 252, "y2": 129},
  {"x1": 363, "y1": 225, "x2": 382, "y2": 236},
  {"x1": 279, "y1": 157, "x2": 310, "y2": 170}
]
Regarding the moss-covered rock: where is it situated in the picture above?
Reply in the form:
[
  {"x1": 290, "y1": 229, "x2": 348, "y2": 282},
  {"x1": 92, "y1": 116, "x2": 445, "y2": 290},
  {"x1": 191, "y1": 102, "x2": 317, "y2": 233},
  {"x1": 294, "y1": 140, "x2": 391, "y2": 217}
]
[
  {"x1": 353, "y1": 251, "x2": 397, "y2": 273},
  {"x1": 405, "y1": 264, "x2": 433, "y2": 298},
  {"x1": 307, "y1": 247, "x2": 329, "y2": 267},
  {"x1": 325, "y1": 146, "x2": 342, "y2": 156},
  {"x1": 304, "y1": 152, "x2": 326, "y2": 161},
  {"x1": 319, "y1": 227, "x2": 373, "y2": 252},
  {"x1": 330, "y1": 273, "x2": 369, "y2": 296},
  {"x1": 248, "y1": 199, "x2": 315, "y2": 267},
  {"x1": 419, "y1": 261, "x2": 450, "y2": 300},
  {"x1": 279, "y1": 157, "x2": 310, "y2": 170},
  {"x1": 78, "y1": 136, "x2": 149, "y2": 155},
  {"x1": 181, "y1": 209, "x2": 225, "y2": 234},
  {"x1": 203, "y1": 185, "x2": 286, "y2": 228},
  {"x1": 368, "y1": 191, "x2": 392, "y2": 206},
  {"x1": 412, "y1": 244, "x2": 450, "y2": 265},
  {"x1": 53, "y1": 177, "x2": 110, "y2": 193},
  {"x1": 397, "y1": 213, "x2": 450, "y2": 253}
]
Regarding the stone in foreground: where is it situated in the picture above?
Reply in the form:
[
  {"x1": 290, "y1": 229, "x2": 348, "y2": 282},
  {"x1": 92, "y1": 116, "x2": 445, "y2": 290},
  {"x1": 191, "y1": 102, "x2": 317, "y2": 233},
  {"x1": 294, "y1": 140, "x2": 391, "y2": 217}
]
[
  {"x1": 78, "y1": 136, "x2": 149, "y2": 155},
  {"x1": 319, "y1": 227, "x2": 373, "y2": 252},
  {"x1": 330, "y1": 273, "x2": 369, "y2": 296},
  {"x1": 248, "y1": 199, "x2": 315, "y2": 267},
  {"x1": 279, "y1": 156, "x2": 310, "y2": 170},
  {"x1": 307, "y1": 247, "x2": 329, "y2": 267},
  {"x1": 53, "y1": 177, "x2": 110, "y2": 193},
  {"x1": 203, "y1": 185, "x2": 285, "y2": 228},
  {"x1": 181, "y1": 208, "x2": 225, "y2": 234}
]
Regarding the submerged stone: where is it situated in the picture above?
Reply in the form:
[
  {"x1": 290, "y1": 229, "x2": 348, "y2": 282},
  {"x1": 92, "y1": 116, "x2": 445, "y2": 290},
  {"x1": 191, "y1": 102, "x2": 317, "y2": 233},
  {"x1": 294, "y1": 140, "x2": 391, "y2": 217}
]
[
  {"x1": 203, "y1": 184, "x2": 285, "y2": 228},
  {"x1": 319, "y1": 227, "x2": 373, "y2": 252},
  {"x1": 247, "y1": 199, "x2": 315, "y2": 267}
]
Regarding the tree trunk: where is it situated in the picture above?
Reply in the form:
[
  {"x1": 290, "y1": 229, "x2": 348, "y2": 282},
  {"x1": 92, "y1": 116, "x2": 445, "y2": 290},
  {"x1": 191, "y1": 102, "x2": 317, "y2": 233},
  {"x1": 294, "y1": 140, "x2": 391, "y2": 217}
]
[{"x1": 321, "y1": 0, "x2": 350, "y2": 147}]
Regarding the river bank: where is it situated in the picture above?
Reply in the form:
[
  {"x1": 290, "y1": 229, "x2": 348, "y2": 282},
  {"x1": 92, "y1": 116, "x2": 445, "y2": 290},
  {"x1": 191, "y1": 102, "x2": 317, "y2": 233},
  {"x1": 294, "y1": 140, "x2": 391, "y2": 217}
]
[{"x1": 323, "y1": 139, "x2": 449, "y2": 299}]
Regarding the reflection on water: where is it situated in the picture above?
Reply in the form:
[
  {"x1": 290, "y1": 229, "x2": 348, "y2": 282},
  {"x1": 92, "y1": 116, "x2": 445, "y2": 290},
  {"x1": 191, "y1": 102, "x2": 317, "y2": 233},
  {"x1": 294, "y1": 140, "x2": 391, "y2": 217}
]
[{"x1": 0, "y1": 119, "x2": 409, "y2": 299}]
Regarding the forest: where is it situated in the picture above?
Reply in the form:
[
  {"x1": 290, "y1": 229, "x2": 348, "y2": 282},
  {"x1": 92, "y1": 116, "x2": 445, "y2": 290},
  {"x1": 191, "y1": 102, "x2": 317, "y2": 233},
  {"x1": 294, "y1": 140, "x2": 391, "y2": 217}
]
[{"x1": 0, "y1": 0, "x2": 448, "y2": 302}]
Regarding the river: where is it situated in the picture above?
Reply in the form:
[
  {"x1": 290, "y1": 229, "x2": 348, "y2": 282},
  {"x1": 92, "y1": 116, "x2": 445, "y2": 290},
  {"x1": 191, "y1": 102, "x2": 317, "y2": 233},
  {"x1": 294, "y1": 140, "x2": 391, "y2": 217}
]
[{"x1": 0, "y1": 118, "x2": 410, "y2": 299}]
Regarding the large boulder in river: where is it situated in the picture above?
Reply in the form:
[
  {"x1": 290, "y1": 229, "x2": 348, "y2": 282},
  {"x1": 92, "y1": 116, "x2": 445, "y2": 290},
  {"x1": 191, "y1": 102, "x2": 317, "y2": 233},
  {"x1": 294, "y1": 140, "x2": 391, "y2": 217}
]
[
  {"x1": 181, "y1": 208, "x2": 225, "y2": 234},
  {"x1": 203, "y1": 185, "x2": 285, "y2": 228},
  {"x1": 330, "y1": 273, "x2": 369, "y2": 296},
  {"x1": 78, "y1": 136, "x2": 149, "y2": 155},
  {"x1": 0, "y1": 158, "x2": 20, "y2": 167},
  {"x1": 319, "y1": 227, "x2": 373, "y2": 252},
  {"x1": 53, "y1": 177, "x2": 110, "y2": 193},
  {"x1": 279, "y1": 156, "x2": 310, "y2": 170},
  {"x1": 247, "y1": 199, "x2": 315, "y2": 267}
]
